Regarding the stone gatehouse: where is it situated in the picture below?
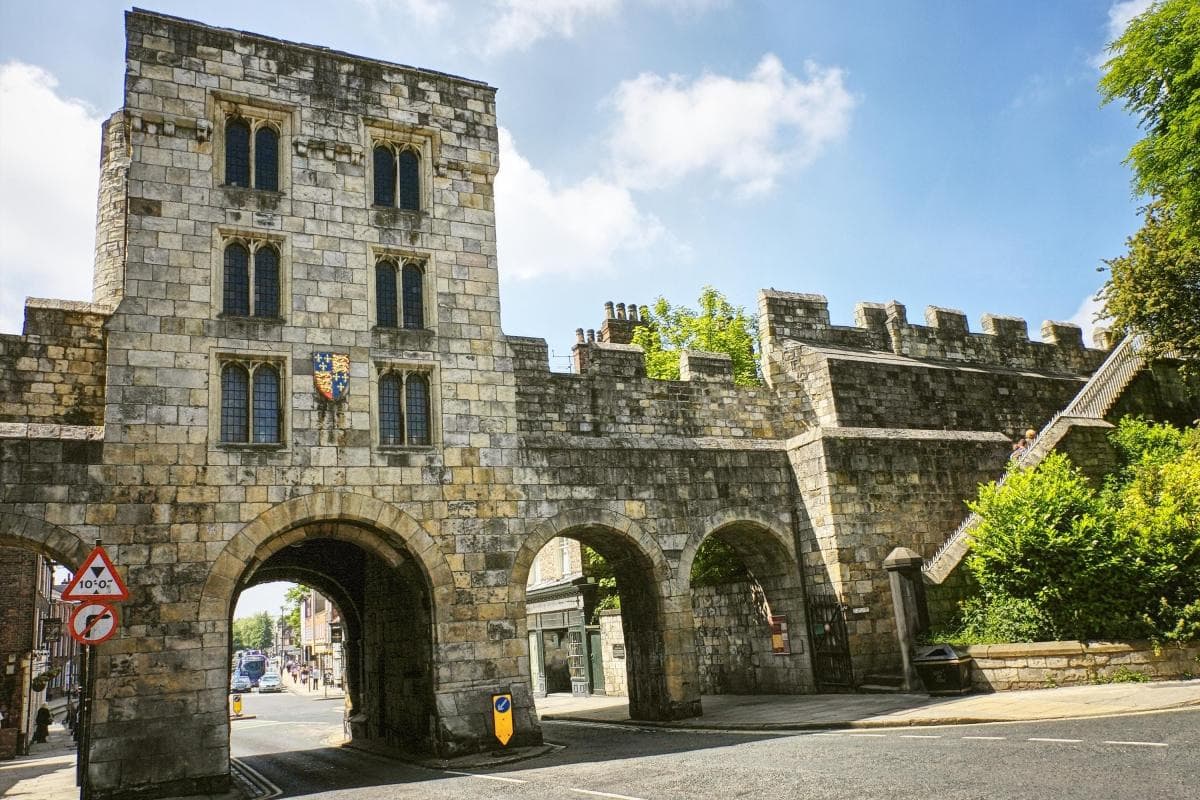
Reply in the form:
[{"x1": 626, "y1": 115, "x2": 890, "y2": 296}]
[{"x1": 6, "y1": 10, "x2": 1192, "y2": 800}]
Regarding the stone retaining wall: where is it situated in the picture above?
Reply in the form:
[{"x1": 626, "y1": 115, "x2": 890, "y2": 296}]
[{"x1": 959, "y1": 641, "x2": 1200, "y2": 691}]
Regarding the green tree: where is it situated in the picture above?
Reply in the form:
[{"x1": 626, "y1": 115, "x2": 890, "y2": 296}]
[
  {"x1": 282, "y1": 585, "x2": 307, "y2": 637},
  {"x1": 1099, "y1": 0, "x2": 1200, "y2": 364},
  {"x1": 631, "y1": 286, "x2": 761, "y2": 386},
  {"x1": 1099, "y1": 201, "x2": 1200, "y2": 365},
  {"x1": 1100, "y1": 0, "x2": 1200, "y2": 228},
  {"x1": 232, "y1": 611, "x2": 274, "y2": 651}
]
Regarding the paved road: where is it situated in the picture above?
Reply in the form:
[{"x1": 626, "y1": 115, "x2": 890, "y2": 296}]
[{"x1": 232, "y1": 692, "x2": 1199, "y2": 799}]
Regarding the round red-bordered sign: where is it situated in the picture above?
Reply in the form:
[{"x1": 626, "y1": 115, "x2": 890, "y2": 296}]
[{"x1": 69, "y1": 602, "x2": 119, "y2": 645}]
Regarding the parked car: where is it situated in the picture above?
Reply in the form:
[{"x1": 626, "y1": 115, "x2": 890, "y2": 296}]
[
  {"x1": 230, "y1": 672, "x2": 252, "y2": 693},
  {"x1": 257, "y1": 672, "x2": 282, "y2": 693}
]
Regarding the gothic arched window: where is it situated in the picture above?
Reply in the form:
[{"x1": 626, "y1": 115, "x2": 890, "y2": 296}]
[
  {"x1": 225, "y1": 118, "x2": 251, "y2": 188},
  {"x1": 225, "y1": 117, "x2": 279, "y2": 191},
  {"x1": 223, "y1": 243, "x2": 250, "y2": 317},
  {"x1": 376, "y1": 261, "x2": 398, "y2": 328},
  {"x1": 223, "y1": 240, "x2": 281, "y2": 319},
  {"x1": 379, "y1": 373, "x2": 404, "y2": 446},
  {"x1": 220, "y1": 361, "x2": 283, "y2": 445},
  {"x1": 253, "y1": 246, "x2": 280, "y2": 318},
  {"x1": 401, "y1": 262, "x2": 424, "y2": 329},
  {"x1": 406, "y1": 373, "x2": 430, "y2": 446},
  {"x1": 254, "y1": 126, "x2": 279, "y2": 191},
  {"x1": 251, "y1": 365, "x2": 281, "y2": 443},
  {"x1": 397, "y1": 149, "x2": 420, "y2": 211},
  {"x1": 220, "y1": 363, "x2": 249, "y2": 443},
  {"x1": 373, "y1": 143, "x2": 420, "y2": 211}
]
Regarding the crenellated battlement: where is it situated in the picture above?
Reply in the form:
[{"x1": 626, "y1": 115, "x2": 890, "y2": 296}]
[{"x1": 759, "y1": 290, "x2": 1107, "y2": 376}]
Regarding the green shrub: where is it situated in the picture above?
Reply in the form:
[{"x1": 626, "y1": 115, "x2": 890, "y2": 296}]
[{"x1": 955, "y1": 419, "x2": 1200, "y2": 645}]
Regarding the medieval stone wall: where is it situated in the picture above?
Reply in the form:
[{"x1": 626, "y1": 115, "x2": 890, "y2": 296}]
[
  {"x1": 0, "y1": 301, "x2": 108, "y2": 426},
  {"x1": 2, "y1": 10, "x2": 1188, "y2": 800}
]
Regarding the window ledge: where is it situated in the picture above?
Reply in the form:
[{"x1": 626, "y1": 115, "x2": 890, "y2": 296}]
[
  {"x1": 371, "y1": 207, "x2": 426, "y2": 227},
  {"x1": 216, "y1": 442, "x2": 287, "y2": 451},
  {"x1": 376, "y1": 444, "x2": 435, "y2": 453}
]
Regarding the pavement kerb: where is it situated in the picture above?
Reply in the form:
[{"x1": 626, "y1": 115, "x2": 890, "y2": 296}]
[
  {"x1": 342, "y1": 738, "x2": 561, "y2": 770},
  {"x1": 538, "y1": 693, "x2": 1200, "y2": 733}
]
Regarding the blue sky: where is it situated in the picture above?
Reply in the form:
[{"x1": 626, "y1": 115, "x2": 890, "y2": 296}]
[{"x1": 1, "y1": 0, "x2": 1153, "y2": 615}]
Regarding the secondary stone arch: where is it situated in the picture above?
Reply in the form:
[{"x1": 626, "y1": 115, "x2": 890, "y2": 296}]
[
  {"x1": 199, "y1": 490, "x2": 454, "y2": 622},
  {"x1": 513, "y1": 507, "x2": 700, "y2": 721},
  {"x1": 0, "y1": 510, "x2": 90, "y2": 570},
  {"x1": 681, "y1": 507, "x2": 814, "y2": 694},
  {"x1": 677, "y1": 507, "x2": 797, "y2": 584},
  {"x1": 509, "y1": 507, "x2": 673, "y2": 600}
]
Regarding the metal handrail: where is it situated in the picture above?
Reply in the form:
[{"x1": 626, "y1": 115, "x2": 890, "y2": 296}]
[{"x1": 923, "y1": 334, "x2": 1148, "y2": 580}]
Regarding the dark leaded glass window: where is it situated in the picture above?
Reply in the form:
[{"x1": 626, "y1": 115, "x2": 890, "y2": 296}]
[
  {"x1": 398, "y1": 149, "x2": 420, "y2": 211},
  {"x1": 226, "y1": 118, "x2": 251, "y2": 187},
  {"x1": 223, "y1": 243, "x2": 250, "y2": 316},
  {"x1": 252, "y1": 365, "x2": 280, "y2": 443},
  {"x1": 406, "y1": 373, "x2": 430, "y2": 445},
  {"x1": 254, "y1": 126, "x2": 279, "y2": 191},
  {"x1": 374, "y1": 145, "x2": 395, "y2": 207},
  {"x1": 379, "y1": 373, "x2": 403, "y2": 445},
  {"x1": 376, "y1": 262, "x2": 398, "y2": 328},
  {"x1": 402, "y1": 263, "x2": 423, "y2": 329},
  {"x1": 220, "y1": 363, "x2": 249, "y2": 443},
  {"x1": 254, "y1": 246, "x2": 279, "y2": 318}
]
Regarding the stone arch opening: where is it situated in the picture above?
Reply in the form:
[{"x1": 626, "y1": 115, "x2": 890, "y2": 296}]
[
  {"x1": 206, "y1": 497, "x2": 448, "y2": 761},
  {"x1": 682, "y1": 515, "x2": 814, "y2": 694},
  {"x1": 0, "y1": 513, "x2": 89, "y2": 762},
  {"x1": 513, "y1": 512, "x2": 699, "y2": 721}
]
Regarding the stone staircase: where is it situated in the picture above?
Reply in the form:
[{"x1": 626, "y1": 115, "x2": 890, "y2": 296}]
[{"x1": 922, "y1": 333, "x2": 1149, "y2": 585}]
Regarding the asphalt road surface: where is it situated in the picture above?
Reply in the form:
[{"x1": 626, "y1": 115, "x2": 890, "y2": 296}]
[{"x1": 231, "y1": 691, "x2": 1199, "y2": 799}]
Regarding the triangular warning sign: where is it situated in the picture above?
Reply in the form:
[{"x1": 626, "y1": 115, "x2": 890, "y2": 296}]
[{"x1": 61, "y1": 546, "x2": 130, "y2": 601}]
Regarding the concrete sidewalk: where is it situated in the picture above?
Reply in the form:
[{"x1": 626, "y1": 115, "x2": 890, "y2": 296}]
[
  {"x1": 0, "y1": 721, "x2": 78, "y2": 799},
  {"x1": 536, "y1": 679, "x2": 1200, "y2": 730}
]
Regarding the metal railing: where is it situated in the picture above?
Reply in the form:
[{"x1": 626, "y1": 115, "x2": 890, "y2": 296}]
[{"x1": 923, "y1": 334, "x2": 1148, "y2": 582}]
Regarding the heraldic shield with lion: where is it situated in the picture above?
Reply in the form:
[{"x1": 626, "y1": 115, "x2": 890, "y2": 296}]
[{"x1": 313, "y1": 353, "x2": 350, "y2": 401}]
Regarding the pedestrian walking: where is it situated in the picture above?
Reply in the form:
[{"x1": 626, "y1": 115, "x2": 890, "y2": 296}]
[{"x1": 32, "y1": 704, "x2": 53, "y2": 743}]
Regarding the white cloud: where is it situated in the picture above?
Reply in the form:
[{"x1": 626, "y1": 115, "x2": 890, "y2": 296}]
[
  {"x1": 1106, "y1": 0, "x2": 1154, "y2": 42},
  {"x1": 495, "y1": 127, "x2": 662, "y2": 280},
  {"x1": 1066, "y1": 291, "x2": 1111, "y2": 348},
  {"x1": 608, "y1": 55, "x2": 855, "y2": 195},
  {"x1": 487, "y1": 0, "x2": 621, "y2": 55},
  {"x1": 0, "y1": 63, "x2": 102, "y2": 335},
  {"x1": 1093, "y1": 0, "x2": 1154, "y2": 69}
]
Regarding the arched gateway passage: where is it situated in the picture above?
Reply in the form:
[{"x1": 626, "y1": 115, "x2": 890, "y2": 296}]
[
  {"x1": 201, "y1": 493, "x2": 452, "y2": 759},
  {"x1": 513, "y1": 509, "x2": 701, "y2": 721},
  {"x1": 681, "y1": 511, "x2": 813, "y2": 694}
]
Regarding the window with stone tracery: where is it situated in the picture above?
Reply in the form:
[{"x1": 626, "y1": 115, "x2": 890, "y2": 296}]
[
  {"x1": 219, "y1": 360, "x2": 283, "y2": 444},
  {"x1": 222, "y1": 239, "x2": 281, "y2": 319},
  {"x1": 372, "y1": 142, "x2": 421, "y2": 210},
  {"x1": 224, "y1": 117, "x2": 279, "y2": 191},
  {"x1": 375, "y1": 257, "x2": 425, "y2": 330},
  {"x1": 376, "y1": 366, "x2": 433, "y2": 447}
]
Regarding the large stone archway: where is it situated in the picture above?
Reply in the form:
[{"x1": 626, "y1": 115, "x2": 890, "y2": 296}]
[{"x1": 199, "y1": 492, "x2": 462, "y2": 760}]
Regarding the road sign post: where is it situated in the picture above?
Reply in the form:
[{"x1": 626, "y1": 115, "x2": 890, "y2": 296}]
[
  {"x1": 491, "y1": 693, "x2": 513, "y2": 747},
  {"x1": 68, "y1": 603, "x2": 119, "y2": 646},
  {"x1": 61, "y1": 545, "x2": 130, "y2": 602}
]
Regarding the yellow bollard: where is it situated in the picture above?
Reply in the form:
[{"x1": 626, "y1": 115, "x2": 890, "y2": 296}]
[{"x1": 232, "y1": 693, "x2": 243, "y2": 717}]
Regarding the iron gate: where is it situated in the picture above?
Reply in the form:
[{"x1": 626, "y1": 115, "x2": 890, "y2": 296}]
[{"x1": 806, "y1": 594, "x2": 854, "y2": 690}]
